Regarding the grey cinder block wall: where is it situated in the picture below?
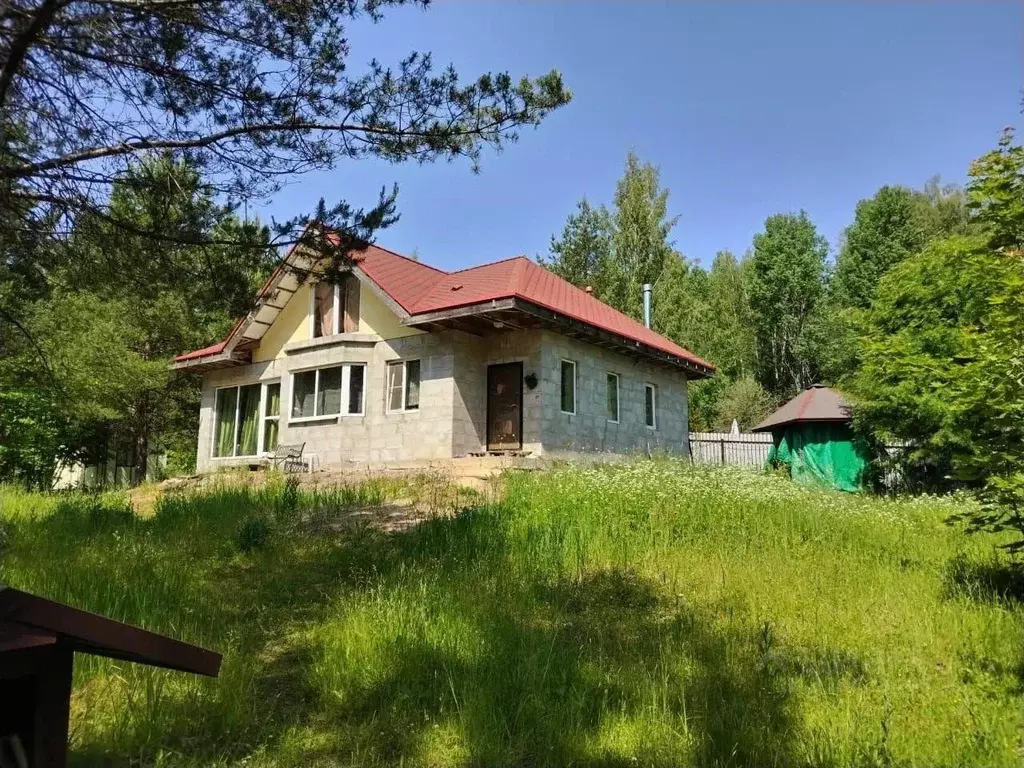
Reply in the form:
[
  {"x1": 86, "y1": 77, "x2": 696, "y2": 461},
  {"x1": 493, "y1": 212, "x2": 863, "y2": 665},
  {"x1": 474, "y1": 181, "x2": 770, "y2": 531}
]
[{"x1": 194, "y1": 328, "x2": 689, "y2": 472}]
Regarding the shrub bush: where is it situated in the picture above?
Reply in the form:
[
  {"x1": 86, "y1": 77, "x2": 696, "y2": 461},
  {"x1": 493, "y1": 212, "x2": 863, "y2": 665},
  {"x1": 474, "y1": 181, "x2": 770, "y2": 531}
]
[{"x1": 235, "y1": 515, "x2": 272, "y2": 553}]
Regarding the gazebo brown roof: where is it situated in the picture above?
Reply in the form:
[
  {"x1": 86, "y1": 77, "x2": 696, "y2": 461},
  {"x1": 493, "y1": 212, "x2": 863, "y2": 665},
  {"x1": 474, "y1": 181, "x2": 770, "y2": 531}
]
[
  {"x1": 752, "y1": 384, "x2": 853, "y2": 433},
  {"x1": 0, "y1": 587, "x2": 220, "y2": 768}
]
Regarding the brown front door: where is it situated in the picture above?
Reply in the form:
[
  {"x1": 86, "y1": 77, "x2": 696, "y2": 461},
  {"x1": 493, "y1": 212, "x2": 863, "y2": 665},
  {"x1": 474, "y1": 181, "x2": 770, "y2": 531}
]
[{"x1": 486, "y1": 362, "x2": 523, "y2": 451}]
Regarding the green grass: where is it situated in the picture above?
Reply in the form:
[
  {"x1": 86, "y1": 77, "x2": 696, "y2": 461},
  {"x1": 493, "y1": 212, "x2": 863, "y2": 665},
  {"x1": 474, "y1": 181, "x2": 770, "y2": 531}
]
[{"x1": 1, "y1": 462, "x2": 1022, "y2": 766}]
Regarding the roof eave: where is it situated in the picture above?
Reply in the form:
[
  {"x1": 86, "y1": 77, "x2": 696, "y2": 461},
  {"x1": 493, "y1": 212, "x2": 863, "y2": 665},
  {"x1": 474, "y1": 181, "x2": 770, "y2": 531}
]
[
  {"x1": 751, "y1": 416, "x2": 852, "y2": 433},
  {"x1": 402, "y1": 297, "x2": 715, "y2": 378},
  {"x1": 171, "y1": 348, "x2": 249, "y2": 373}
]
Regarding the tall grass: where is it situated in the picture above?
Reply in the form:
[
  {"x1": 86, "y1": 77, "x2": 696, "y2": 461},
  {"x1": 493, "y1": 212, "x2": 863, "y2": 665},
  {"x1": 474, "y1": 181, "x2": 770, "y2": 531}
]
[{"x1": 1, "y1": 462, "x2": 1021, "y2": 766}]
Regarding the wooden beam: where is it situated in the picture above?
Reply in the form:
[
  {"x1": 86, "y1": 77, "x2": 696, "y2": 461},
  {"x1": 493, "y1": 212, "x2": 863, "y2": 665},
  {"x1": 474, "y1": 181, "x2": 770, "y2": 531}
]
[
  {"x1": 32, "y1": 644, "x2": 73, "y2": 768},
  {"x1": 403, "y1": 298, "x2": 517, "y2": 326}
]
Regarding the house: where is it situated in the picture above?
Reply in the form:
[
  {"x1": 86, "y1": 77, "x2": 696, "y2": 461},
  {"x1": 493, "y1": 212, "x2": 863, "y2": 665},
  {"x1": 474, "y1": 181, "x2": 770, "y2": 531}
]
[{"x1": 173, "y1": 239, "x2": 715, "y2": 471}]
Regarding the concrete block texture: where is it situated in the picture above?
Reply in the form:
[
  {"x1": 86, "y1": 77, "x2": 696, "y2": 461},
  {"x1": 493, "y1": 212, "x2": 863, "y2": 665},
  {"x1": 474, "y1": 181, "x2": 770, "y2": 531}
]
[{"x1": 195, "y1": 327, "x2": 689, "y2": 472}]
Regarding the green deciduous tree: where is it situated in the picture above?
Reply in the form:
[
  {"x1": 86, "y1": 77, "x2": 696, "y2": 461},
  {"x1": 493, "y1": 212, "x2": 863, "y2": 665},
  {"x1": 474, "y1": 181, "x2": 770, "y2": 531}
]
[
  {"x1": 712, "y1": 377, "x2": 776, "y2": 432},
  {"x1": 0, "y1": 157, "x2": 274, "y2": 487},
  {"x1": 747, "y1": 212, "x2": 829, "y2": 397},
  {"x1": 833, "y1": 186, "x2": 929, "y2": 310},
  {"x1": 544, "y1": 153, "x2": 678, "y2": 320},
  {"x1": 540, "y1": 199, "x2": 613, "y2": 298},
  {"x1": 852, "y1": 234, "x2": 990, "y2": 486},
  {"x1": 854, "y1": 127, "x2": 1024, "y2": 553},
  {"x1": 705, "y1": 250, "x2": 756, "y2": 380},
  {"x1": 652, "y1": 252, "x2": 710, "y2": 357},
  {"x1": 609, "y1": 153, "x2": 678, "y2": 319}
]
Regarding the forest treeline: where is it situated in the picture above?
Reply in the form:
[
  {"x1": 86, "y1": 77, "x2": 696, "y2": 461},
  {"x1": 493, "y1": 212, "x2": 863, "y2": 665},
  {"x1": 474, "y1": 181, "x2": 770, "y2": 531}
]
[
  {"x1": 542, "y1": 153, "x2": 973, "y2": 430},
  {"x1": 3, "y1": 128, "x2": 1023, "y2": 549},
  {"x1": 541, "y1": 128, "x2": 1023, "y2": 546}
]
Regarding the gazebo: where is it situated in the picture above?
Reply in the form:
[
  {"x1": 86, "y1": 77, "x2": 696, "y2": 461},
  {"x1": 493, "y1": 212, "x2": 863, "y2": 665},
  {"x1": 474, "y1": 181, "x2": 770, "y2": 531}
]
[{"x1": 752, "y1": 384, "x2": 869, "y2": 492}]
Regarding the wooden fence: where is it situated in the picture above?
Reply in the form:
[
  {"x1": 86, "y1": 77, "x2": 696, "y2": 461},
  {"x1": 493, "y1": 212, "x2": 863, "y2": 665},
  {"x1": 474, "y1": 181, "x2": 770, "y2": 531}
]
[{"x1": 688, "y1": 432, "x2": 773, "y2": 467}]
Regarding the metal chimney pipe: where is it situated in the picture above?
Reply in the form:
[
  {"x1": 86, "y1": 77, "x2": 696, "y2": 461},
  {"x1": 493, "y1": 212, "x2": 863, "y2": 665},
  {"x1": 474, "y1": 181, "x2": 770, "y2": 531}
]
[{"x1": 642, "y1": 283, "x2": 652, "y2": 329}]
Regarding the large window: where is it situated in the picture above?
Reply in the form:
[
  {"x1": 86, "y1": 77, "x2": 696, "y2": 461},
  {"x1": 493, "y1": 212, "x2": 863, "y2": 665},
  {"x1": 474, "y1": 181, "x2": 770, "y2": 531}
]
[
  {"x1": 213, "y1": 384, "x2": 261, "y2": 457},
  {"x1": 560, "y1": 359, "x2": 576, "y2": 414},
  {"x1": 387, "y1": 360, "x2": 421, "y2": 412},
  {"x1": 291, "y1": 364, "x2": 365, "y2": 420},
  {"x1": 606, "y1": 373, "x2": 620, "y2": 423},
  {"x1": 644, "y1": 383, "x2": 657, "y2": 429}
]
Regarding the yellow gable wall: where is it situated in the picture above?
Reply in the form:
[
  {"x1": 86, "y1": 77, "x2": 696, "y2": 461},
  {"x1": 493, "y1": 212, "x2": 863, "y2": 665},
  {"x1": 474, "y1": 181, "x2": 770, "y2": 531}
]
[
  {"x1": 252, "y1": 278, "x2": 422, "y2": 363},
  {"x1": 252, "y1": 282, "x2": 311, "y2": 363},
  {"x1": 359, "y1": 282, "x2": 423, "y2": 339}
]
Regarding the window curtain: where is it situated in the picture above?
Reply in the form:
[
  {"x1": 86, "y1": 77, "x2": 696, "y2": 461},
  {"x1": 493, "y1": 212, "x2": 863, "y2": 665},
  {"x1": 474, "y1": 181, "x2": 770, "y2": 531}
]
[
  {"x1": 264, "y1": 381, "x2": 281, "y2": 450},
  {"x1": 313, "y1": 282, "x2": 335, "y2": 337},
  {"x1": 560, "y1": 361, "x2": 575, "y2": 412},
  {"x1": 214, "y1": 388, "x2": 237, "y2": 457},
  {"x1": 318, "y1": 367, "x2": 342, "y2": 415},
  {"x1": 263, "y1": 419, "x2": 279, "y2": 452},
  {"x1": 265, "y1": 383, "x2": 281, "y2": 417},
  {"x1": 292, "y1": 371, "x2": 316, "y2": 418},
  {"x1": 237, "y1": 385, "x2": 261, "y2": 455},
  {"x1": 607, "y1": 375, "x2": 619, "y2": 421},
  {"x1": 348, "y1": 365, "x2": 365, "y2": 414},
  {"x1": 343, "y1": 274, "x2": 361, "y2": 332}
]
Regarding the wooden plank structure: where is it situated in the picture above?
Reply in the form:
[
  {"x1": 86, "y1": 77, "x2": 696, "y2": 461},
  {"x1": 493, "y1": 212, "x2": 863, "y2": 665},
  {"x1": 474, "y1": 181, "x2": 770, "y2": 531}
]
[{"x1": 0, "y1": 587, "x2": 221, "y2": 767}]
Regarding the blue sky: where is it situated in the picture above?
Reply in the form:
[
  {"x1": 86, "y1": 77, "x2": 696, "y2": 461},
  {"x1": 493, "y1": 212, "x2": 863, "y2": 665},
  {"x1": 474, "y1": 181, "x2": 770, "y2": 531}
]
[{"x1": 263, "y1": 1, "x2": 1024, "y2": 269}]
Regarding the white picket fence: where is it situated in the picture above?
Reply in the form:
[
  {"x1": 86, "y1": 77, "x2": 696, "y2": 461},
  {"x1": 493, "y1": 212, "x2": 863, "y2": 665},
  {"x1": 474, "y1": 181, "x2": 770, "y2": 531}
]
[{"x1": 688, "y1": 432, "x2": 773, "y2": 467}]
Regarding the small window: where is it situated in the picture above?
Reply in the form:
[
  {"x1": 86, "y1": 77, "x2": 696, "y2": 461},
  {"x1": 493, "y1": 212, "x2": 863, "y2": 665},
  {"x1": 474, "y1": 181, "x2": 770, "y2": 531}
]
[
  {"x1": 348, "y1": 365, "x2": 365, "y2": 415},
  {"x1": 645, "y1": 383, "x2": 657, "y2": 429},
  {"x1": 606, "y1": 373, "x2": 619, "y2": 423},
  {"x1": 213, "y1": 383, "x2": 261, "y2": 457},
  {"x1": 560, "y1": 359, "x2": 576, "y2": 414},
  {"x1": 387, "y1": 360, "x2": 421, "y2": 412},
  {"x1": 291, "y1": 365, "x2": 360, "y2": 420},
  {"x1": 262, "y1": 382, "x2": 281, "y2": 452}
]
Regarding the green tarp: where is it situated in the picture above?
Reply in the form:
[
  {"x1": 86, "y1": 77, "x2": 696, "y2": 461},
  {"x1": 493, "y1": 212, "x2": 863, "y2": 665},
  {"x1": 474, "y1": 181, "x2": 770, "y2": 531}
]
[{"x1": 765, "y1": 423, "x2": 869, "y2": 492}]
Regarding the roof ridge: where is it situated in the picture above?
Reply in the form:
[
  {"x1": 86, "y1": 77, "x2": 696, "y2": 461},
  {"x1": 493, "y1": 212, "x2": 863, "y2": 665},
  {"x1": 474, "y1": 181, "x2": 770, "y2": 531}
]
[
  {"x1": 508, "y1": 255, "x2": 530, "y2": 291},
  {"x1": 445, "y1": 254, "x2": 529, "y2": 275},
  {"x1": 361, "y1": 243, "x2": 448, "y2": 274}
]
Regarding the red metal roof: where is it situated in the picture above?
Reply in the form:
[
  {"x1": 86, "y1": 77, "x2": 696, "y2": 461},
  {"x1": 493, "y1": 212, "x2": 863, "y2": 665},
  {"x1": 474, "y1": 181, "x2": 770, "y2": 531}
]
[
  {"x1": 402, "y1": 256, "x2": 711, "y2": 368},
  {"x1": 752, "y1": 384, "x2": 852, "y2": 432},
  {"x1": 175, "y1": 244, "x2": 713, "y2": 371},
  {"x1": 351, "y1": 243, "x2": 448, "y2": 312},
  {"x1": 174, "y1": 341, "x2": 227, "y2": 362}
]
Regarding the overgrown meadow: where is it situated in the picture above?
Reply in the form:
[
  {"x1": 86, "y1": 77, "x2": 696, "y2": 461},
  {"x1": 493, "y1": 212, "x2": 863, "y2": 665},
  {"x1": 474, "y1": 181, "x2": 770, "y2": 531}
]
[{"x1": 1, "y1": 462, "x2": 1021, "y2": 767}]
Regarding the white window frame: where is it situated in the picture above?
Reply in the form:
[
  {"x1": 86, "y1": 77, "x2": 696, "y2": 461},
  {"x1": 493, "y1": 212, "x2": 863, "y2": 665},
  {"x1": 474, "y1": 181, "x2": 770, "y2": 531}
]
[
  {"x1": 308, "y1": 282, "x2": 341, "y2": 338},
  {"x1": 289, "y1": 365, "x2": 342, "y2": 423},
  {"x1": 606, "y1": 372, "x2": 620, "y2": 423},
  {"x1": 212, "y1": 383, "x2": 262, "y2": 459},
  {"x1": 560, "y1": 359, "x2": 577, "y2": 415},
  {"x1": 644, "y1": 383, "x2": 658, "y2": 430},
  {"x1": 386, "y1": 359, "x2": 421, "y2": 413},
  {"x1": 258, "y1": 380, "x2": 281, "y2": 455},
  {"x1": 344, "y1": 364, "x2": 366, "y2": 417}
]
